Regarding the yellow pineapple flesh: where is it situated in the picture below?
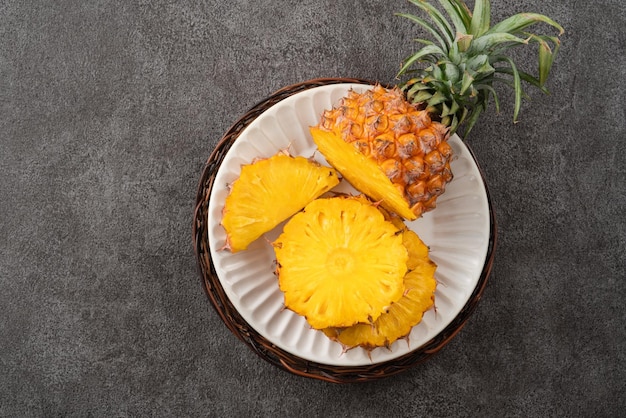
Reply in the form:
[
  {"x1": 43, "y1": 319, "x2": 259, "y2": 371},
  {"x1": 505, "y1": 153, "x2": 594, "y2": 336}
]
[
  {"x1": 273, "y1": 195, "x2": 408, "y2": 330},
  {"x1": 323, "y1": 228, "x2": 437, "y2": 350},
  {"x1": 221, "y1": 152, "x2": 339, "y2": 252},
  {"x1": 312, "y1": 85, "x2": 453, "y2": 220}
]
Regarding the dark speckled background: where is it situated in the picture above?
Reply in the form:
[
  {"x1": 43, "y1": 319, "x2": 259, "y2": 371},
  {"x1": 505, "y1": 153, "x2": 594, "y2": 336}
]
[{"x1": 1, "y1": 1, "x2": 624, "y2": 416}]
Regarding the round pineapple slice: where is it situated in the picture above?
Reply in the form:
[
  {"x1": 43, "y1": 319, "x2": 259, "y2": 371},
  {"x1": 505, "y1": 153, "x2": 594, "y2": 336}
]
[
  {"x1": 323, "y1": 230, "x2": 437, "y2": 350},
  {"x1": 311, "y1": 85, "x2": 453, "y2": 220},
  {"x1": 221, "y1": 153, "x2": 339, "y2": 252},
  {"x1": 273, "y1": 196, "x2": 408, "y2": 330}
]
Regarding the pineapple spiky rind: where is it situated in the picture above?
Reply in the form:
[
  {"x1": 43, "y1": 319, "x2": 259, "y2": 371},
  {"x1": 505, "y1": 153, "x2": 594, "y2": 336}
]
[{"x1": 312, "y1": 84, "x2": 453, "y2": 220}]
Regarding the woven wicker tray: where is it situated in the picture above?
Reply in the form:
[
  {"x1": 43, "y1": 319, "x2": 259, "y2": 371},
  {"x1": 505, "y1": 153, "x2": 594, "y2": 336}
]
[{"x1": 192, "y1": 78, "x2": 496, "y2": 383}]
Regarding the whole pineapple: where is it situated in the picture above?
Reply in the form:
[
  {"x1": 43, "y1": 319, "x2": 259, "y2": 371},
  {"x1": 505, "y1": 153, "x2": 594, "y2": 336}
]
[{"x1": 312, "y1": 0, "x2": 563, "y2": 220}]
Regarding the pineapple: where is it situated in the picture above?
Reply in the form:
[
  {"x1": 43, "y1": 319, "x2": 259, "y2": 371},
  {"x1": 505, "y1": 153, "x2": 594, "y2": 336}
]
[
  {"x1": 322, "y1": 209, "x2": 437, "y2": 350},
  {"x1": 273, "y1": 195, "x2": 408, "y2": 330},
  {"x1": 221, "y1": 152, "x2": 339, "y2": 252},
  {"x1": 216, "y1": 0, "x2": 564, "y2": 352},
  {"x1": 312, "y1": 0, "x2": 563, "y2": 220},
  {"x1": 324, "y1": 263, "x2": 437, "y2": 350},
  {"x1": 311, "y1": 87, "x2": 452, "y2": 220}
]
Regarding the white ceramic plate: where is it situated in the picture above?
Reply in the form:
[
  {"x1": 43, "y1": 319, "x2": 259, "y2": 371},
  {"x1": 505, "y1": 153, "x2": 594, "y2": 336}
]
[{"x1": 207, "y1": 83, "x2": 491, "y2": 366}]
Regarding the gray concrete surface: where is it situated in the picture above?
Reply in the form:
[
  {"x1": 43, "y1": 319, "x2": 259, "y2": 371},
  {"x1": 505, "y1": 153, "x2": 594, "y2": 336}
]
[{"x1": 1, "y1": 0, "x2": 624, "y2": 416}]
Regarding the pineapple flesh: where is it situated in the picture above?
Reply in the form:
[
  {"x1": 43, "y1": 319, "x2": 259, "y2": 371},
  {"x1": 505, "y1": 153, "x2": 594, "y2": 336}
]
[
  {"x1": 273, "y1": 196, "x2": 408, "y2": 330},
  {"x1": 323, "y1": 230, "x2": 437, "y2": 350},
  {"x1": 221, "y1": 153, "x2": 339, "y2": 252}
]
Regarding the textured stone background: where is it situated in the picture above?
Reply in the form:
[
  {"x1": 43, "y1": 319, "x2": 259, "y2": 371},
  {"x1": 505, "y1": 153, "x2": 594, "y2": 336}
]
[{"x1": 1, "y1": 0, "x2": 624, "y2": 416}]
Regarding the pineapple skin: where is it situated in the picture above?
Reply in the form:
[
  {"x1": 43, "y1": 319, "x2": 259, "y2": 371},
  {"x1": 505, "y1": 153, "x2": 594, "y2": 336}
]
[{"x1": 314, "y1": 85, "x2": 453, "y2": 220}]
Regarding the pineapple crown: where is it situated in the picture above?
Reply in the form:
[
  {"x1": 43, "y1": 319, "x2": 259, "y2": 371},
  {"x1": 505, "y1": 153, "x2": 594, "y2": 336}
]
[{"x1": 396, "y1": 0, "x2": 564, "y2": 137}]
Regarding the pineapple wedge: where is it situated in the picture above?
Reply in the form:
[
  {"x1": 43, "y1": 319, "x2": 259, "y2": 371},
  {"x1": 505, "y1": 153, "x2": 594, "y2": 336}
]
[
  {"x1": 310, "y1": 126, "x2": 420, "y2": 220},
  {"x1": 221, "y1": 152, "x2": 339, "y2": 252}
]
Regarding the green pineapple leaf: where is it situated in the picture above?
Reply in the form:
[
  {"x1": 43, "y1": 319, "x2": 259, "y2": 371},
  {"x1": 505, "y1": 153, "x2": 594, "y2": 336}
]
[
  {"x1": 469, "y1": 0, "x2": 491, "y2": 37},
  {"x1": 487, "y1": 12, "x2": 564, "y2": 36},
  {"x1": 437, "y1": 0, "x2": 471, "y2": 35},
  {"x1": 397, "y1": 0, "x2": 563, "y2": 136}
]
